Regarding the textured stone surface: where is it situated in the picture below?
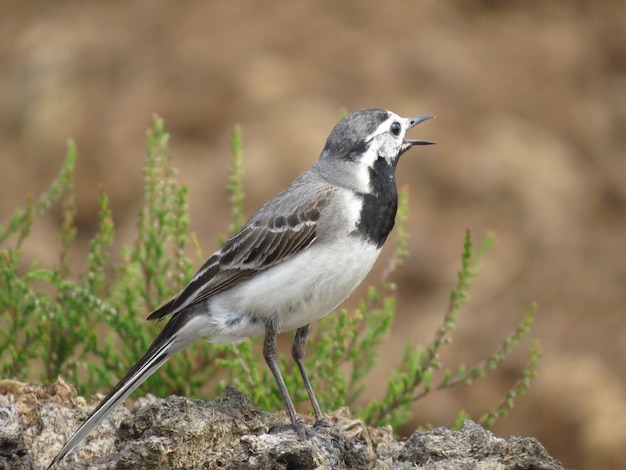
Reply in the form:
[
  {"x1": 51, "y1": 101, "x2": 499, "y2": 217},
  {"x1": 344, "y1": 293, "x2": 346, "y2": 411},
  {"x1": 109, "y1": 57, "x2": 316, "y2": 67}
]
[{"x1": 0, "y1": 379, "x2": 564, "y2": 469}]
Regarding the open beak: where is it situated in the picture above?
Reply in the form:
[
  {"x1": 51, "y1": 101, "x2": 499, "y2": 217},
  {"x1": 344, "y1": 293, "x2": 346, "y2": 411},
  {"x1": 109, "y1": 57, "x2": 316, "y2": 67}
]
[
  {"x1": 403, "y1": 114, "x2": 436, "y2": 149},
  {"x1": 399, "y1": 114, "x2": 435, "y2": 155}
]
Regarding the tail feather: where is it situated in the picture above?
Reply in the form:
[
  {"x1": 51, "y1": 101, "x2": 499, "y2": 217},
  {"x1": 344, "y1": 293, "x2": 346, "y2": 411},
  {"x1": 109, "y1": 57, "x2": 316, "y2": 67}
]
[
  {"x1": 146, "y1": 294, "x2": 178, "y2": 321},
  {"x1": 48, "y1": 313, "x2": 193, "y2": 468}
]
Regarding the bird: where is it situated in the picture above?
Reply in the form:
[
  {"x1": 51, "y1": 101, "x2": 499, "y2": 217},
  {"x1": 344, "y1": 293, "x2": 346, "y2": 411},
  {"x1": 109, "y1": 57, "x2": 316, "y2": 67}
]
[{"x1": 48, "y1": 108, "x2": 434, "y2": 467}]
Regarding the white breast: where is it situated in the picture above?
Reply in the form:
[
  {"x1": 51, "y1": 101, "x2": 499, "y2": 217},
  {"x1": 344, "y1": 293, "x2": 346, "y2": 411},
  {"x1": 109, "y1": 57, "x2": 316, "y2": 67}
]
[{"x1": 203, "y1": 236, "x2": 380, "y2": 342}]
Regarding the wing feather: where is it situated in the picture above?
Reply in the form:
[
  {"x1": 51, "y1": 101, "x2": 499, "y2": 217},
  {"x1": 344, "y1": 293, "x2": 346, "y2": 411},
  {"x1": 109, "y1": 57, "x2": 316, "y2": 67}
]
[{"x1": 147, "y1": 188, "x2": 330, "y2": 321}]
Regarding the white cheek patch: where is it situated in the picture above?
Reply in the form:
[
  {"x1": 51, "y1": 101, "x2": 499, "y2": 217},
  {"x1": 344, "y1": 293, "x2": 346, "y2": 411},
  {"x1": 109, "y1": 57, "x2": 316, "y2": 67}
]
[{"x1": 362, "y1": 112, "x2": 407, "y2": 165}]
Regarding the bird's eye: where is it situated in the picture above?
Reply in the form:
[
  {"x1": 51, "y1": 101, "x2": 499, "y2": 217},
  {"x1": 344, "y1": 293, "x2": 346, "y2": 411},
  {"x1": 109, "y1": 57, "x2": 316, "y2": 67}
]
[{"x1": 390, "y1": 122, "x2": 401, "y2": 136}]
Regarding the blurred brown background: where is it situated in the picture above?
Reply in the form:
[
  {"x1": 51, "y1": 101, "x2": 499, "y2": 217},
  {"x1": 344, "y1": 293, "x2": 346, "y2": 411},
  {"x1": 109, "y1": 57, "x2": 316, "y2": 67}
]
[{"x1": 1, "y1": 1, "x2": 625, "y2": 469}]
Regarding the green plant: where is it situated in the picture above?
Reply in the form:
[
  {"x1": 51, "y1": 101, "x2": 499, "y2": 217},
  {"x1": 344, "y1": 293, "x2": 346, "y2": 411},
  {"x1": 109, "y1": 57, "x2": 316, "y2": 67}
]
[
  {"x1": 358, "y1": 230, "x2": 540, "y2": 428},
  {"x1": 0, "y1": 117, "x2": 539, "y2": 431}
]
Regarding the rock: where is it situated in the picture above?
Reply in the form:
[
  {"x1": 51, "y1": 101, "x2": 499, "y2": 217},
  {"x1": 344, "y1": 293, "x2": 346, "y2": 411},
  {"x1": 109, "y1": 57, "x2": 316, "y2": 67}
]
[{"x1": 0, "y1": 379, "x2": 564, "y2": 469}]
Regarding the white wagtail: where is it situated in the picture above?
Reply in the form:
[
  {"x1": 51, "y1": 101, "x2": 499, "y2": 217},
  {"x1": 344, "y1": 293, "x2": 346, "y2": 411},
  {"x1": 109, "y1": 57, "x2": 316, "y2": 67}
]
[{"x1": 48, "y1": 108, "x2": 434, "y2": 467}]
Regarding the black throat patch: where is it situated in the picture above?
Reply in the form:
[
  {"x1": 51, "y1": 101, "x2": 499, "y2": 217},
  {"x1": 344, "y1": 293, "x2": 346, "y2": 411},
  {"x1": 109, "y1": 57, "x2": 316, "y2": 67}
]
[{"x1": 355, "y1": 156, "x2": 398, "y2": 248}]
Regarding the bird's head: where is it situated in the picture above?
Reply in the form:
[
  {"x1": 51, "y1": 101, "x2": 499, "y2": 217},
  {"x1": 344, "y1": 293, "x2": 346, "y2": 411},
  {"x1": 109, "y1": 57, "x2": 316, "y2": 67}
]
[{"x1": 317, "y1": 108, "x2": 434, "y2": 192}]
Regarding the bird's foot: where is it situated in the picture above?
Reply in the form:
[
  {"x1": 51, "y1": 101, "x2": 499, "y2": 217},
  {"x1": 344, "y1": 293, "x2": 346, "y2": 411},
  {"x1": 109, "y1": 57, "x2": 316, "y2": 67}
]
[
  {"x1": 268, "y1": 419, "x2": 312, "y2": 440},
  {"x1": 313, "y1": 417, "x2": 331, "y2": 429}
]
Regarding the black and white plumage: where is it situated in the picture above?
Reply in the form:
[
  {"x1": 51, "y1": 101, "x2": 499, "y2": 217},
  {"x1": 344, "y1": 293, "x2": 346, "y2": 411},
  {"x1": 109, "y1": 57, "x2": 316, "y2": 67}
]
[{"x1": 48, "y1": 108, "x2": 434, "y2": 467}]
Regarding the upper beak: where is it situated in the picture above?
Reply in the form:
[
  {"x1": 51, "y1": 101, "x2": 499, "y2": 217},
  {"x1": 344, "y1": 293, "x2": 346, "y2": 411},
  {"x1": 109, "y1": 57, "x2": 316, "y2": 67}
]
[{"x1": 403, "y1": 114, "x2": 436, "y2": 147}]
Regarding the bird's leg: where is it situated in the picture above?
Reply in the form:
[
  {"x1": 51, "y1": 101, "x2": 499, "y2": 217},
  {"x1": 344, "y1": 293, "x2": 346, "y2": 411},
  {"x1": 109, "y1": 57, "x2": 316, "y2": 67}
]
[
  {"x1": 292, "y1": 324, "x2": 329, "y2": 427},
  {"x1": 263, "y1": 322, "x2": 304, "y2": 435}
]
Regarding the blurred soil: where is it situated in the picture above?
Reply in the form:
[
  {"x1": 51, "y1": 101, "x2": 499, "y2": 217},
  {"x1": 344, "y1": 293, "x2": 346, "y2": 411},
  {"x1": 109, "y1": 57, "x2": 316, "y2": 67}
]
[{"x1": 1, "y1": 1, "x2": 625, "y2": 469}]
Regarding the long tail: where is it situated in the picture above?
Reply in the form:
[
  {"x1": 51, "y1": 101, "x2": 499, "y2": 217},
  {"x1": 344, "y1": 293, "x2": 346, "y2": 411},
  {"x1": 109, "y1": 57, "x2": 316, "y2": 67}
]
[{"x1": 48, "y1": 312, "x2": 195, "y2": 468}]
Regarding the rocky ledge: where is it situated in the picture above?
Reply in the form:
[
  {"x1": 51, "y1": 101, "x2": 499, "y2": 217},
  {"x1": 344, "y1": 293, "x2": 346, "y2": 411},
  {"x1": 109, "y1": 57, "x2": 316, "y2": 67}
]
[{"x1": 0, "y1": 379, "x2": 564, "y2": 469}]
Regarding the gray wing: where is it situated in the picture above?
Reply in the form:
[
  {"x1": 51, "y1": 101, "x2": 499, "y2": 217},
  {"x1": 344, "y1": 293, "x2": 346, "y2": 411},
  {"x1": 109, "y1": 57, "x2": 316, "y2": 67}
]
[{"x1": 147, "y1": 180, "x2": 333, "y2": 321}]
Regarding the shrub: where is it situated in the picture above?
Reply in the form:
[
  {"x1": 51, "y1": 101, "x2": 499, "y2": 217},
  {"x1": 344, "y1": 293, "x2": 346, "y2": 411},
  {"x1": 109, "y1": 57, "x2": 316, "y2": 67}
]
[{"x1": 0, "y1": 117, "x2": 539, "y2": 430}]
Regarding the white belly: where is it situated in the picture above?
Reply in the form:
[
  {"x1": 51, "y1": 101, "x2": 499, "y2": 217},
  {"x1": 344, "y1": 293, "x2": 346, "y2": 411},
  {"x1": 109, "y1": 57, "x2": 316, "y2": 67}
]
[{"x1": 199, "y1": 237, "x2": 381, "y2": 342}]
